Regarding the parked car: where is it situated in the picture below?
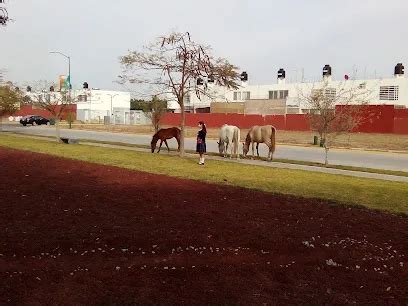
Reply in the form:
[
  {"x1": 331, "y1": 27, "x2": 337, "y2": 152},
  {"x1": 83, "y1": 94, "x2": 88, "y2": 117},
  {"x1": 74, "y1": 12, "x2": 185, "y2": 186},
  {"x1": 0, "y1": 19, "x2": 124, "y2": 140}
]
[{"x1": 20, "y1": 115, "x2": 50, "y2": 126}]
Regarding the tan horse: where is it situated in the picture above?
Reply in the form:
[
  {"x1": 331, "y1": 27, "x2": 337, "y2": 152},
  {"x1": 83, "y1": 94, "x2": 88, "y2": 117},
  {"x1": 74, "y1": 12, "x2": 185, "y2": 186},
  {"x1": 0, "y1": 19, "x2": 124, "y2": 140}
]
[{"x1": 243, "y1": 125, "x2": 276, "y2": 160}]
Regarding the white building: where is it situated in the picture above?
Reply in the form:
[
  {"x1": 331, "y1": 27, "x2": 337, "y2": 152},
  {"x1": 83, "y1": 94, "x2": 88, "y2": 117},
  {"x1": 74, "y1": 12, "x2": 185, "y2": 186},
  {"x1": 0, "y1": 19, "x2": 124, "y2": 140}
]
[
  {"x1": 168, "y1": 63, "x2": 407, "y2": 114},
  {"x1": 75, "y1": 89, "x2": 131, "y2": 123}
]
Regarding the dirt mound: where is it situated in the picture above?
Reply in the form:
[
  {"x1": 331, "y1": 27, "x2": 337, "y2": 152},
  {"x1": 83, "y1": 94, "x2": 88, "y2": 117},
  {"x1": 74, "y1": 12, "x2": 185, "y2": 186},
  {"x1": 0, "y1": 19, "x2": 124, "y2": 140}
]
[{"x1": 1, "y1": 148, "x2": 407, "y2": 305}]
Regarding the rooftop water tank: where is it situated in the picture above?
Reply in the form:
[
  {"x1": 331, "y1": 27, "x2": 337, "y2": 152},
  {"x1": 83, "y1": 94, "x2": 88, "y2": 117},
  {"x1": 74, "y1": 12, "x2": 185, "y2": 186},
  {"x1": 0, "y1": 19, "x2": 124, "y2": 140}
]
[
  {"x1": 323, "y1": 64, "x2": 332, "y2": 77},
  {"x1": 394, "y1": 63, "x2": 404, "y2": 76},
  {"x1": 277, "y1": 68, "x2": 286, "y2": 79}
]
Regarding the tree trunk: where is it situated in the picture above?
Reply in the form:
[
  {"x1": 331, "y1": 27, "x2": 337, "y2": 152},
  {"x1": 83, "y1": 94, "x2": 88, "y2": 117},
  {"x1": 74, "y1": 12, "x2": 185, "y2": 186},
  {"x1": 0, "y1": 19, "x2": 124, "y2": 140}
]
[
  {"x1": 68, "y1": 109, "x2": 72, "y2": 129},
  {"x1": 324, "y1": 146, "x2": 329, "y2": 166},
  {"x1": 55, "y1": 119, "x2": 62, "y2": 143},
  {"x1": 179, "y1": 105, "x2": 186, "y2": 157}
]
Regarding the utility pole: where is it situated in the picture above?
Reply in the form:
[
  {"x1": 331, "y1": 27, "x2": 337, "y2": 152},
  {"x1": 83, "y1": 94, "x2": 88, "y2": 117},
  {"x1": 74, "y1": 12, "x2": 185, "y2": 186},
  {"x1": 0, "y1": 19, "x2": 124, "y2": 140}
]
[
  {"x1": 108, "y1": 93, "x2": 118, "y2": 125},
  {"x1": 49, "y1": 51, "x2": 73, "y2": 128}
]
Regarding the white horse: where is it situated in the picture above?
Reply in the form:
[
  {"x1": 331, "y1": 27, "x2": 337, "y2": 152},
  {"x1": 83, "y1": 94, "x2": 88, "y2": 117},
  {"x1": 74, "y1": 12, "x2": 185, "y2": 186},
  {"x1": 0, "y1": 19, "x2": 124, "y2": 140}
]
[{"x1": 217, "y1": 124, "x2": 241, "y2": 159}]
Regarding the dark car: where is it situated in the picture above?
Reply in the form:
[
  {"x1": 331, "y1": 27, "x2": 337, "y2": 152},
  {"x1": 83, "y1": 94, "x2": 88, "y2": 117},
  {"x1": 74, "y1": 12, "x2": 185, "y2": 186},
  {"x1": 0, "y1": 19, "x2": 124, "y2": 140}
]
[{"x1": 20, "y1": 115, "x2": 50, "y2": 126}]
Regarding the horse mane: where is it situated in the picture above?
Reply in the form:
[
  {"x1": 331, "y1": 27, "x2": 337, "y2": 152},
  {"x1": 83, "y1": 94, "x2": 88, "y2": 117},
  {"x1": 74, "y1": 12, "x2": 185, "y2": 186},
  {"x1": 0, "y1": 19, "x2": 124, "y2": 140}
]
[{"x1": 151, "y1": 132, "x2": 159, "y2": 143}]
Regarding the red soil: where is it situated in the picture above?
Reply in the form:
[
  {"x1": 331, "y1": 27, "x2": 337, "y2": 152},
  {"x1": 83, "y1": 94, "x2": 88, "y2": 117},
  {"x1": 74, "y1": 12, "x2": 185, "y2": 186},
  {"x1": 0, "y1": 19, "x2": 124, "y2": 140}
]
[{"x1": 0, "y1": 147, "x2": 407, "y2": 305}]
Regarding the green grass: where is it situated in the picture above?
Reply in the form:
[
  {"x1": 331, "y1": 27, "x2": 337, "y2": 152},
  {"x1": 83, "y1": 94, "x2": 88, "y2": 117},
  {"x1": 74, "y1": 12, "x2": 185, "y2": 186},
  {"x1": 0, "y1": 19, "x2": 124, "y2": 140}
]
[
  {"x1": 7, "y1": 132, "x2": 408, "y2": 178},
  {"x1": 78, "y1": 139, "x2": 408, "y2": 178},
  {"x1": 1, "y1": 133, "x2": 408, "y2": 215}
]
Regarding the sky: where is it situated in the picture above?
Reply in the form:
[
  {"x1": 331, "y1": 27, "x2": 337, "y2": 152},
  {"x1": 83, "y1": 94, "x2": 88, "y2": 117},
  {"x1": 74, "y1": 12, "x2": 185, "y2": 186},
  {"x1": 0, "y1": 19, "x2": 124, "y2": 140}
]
[{"x1": 1, "y1": 0, "x2": 407, "y2": 93}]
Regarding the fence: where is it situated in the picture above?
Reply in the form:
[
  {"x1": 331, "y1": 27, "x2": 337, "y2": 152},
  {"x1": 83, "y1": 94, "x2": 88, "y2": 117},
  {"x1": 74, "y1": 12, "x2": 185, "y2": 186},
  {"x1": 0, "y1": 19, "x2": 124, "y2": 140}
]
[
  {"x1": 161, "y1": 105, "x2": 408, "y2": 134},
  {"x1": 14, "y1": 105, "x2": 77, "y2": 121}
]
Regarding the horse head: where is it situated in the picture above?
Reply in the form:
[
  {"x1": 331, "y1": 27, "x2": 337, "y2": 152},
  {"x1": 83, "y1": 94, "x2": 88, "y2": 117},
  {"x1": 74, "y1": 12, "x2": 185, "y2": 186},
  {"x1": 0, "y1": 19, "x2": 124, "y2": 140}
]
[
  {"x1": 242, "y1": 142, "x2": 249, "y2": 157},
  {"x1": 151, "y1": 136, "x2": 158, "y2": 153},
  {"x1": 217, "y1": 140, "x2": 225, "y2": 155}
]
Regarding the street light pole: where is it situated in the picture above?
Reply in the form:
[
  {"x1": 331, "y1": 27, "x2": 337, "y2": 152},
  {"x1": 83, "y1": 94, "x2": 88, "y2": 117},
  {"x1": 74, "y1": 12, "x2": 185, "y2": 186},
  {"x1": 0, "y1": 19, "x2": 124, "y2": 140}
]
[
  {"x1": 49, "y1": 51, "x2": 72, "y2": 128},
  {"x1": 107, "y1": 94, "x2": 118, "y2": 125},
  {"x1": 49, "y1": 51, "x2": 71, "y2": 89}
]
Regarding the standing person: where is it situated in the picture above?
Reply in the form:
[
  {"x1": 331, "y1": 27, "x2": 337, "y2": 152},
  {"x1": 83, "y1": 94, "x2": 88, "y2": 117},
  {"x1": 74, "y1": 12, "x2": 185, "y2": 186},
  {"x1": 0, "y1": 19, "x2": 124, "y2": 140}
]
[{"x1": 196, "y1": 121, "x2": 207, "y2": 165}]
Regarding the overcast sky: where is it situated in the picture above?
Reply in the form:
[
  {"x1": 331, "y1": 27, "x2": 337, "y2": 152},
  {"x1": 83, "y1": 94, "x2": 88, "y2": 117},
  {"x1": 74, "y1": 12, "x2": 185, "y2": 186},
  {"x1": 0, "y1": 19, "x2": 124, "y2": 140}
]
[{"x1": 1, "y1": 0, "x2": 407, "y2": 92}]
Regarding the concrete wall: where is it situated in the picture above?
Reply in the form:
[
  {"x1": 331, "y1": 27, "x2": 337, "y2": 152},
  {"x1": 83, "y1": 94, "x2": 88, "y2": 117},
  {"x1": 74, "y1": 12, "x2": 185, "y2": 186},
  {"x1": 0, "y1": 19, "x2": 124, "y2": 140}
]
[
  {"x1": 211, "y1": 102, "x2": 245, "y2": 114},
  {"x1": 244, "y1": 99, "x2": 287, "y2": 115}
]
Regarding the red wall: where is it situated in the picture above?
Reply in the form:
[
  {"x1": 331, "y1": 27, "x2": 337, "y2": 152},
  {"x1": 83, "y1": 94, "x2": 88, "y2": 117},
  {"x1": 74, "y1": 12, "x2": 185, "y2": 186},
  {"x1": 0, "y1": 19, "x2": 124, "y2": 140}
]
[
  {"x1": 15, "y1": 105, "x2": 77, "y2": 120},
  {"x1": 162, "y1": 105, "x2": 408, "y2": 134},
  {"x1": 285, "y1": 114, "x2": 310, "y2": 131},
  {"x1": 337, "y1": 105, "x2": 395, "y2": 134},
  {"x1": 394, "y1": 109, "x2": 408, "y2": 134}
]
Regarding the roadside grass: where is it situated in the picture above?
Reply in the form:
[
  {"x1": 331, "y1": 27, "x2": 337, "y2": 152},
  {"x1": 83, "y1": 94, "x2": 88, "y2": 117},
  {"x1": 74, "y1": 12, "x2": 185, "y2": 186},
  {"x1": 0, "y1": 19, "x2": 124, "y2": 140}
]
[
  {"x1": 63, "y1": 138, "x2": 408, "y2": 178},
  {"x1": 1, "y1": 134, "x2": 407, "y2": 215},
  {"x1": 5, "y1": 132, "x2": 408, "y2": 178}
]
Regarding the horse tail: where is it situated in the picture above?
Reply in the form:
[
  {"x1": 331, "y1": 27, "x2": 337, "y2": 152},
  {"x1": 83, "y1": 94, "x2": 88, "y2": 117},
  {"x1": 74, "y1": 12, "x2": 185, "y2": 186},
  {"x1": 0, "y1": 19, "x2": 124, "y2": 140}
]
[
  {"x1": 235, "y1": 127, "x2": 241, "y2": 155},
  {"x1": 271, "y1": 126, "x2": 276, "y2": 154},
  {"x1": 176, "y1": 127, "x2": 181, "y2": 138}
]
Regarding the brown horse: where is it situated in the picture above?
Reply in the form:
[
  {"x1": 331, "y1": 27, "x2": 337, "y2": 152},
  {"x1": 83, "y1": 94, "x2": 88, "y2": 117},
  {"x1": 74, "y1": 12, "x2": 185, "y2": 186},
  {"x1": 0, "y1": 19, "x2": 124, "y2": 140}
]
[
  {"x1": 243, "y1": 125, "x2": 277, "y2": 160},
  {"x1": 151, "y1": 127, "x2": 181, "y2": 153}
]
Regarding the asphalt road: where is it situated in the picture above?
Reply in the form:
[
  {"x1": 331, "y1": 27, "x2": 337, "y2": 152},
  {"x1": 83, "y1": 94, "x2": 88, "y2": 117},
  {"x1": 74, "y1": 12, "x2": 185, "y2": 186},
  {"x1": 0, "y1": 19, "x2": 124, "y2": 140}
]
[{"x1": 2, "y1": 124, "x2": 408, "y2": 172}]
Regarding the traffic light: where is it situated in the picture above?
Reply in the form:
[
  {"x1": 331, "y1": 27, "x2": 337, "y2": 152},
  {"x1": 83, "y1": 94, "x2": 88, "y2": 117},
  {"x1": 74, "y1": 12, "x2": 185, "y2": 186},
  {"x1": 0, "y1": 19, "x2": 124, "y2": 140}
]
[{"x1": 83, "y1": 82, "x2": 89, "y2": 89}]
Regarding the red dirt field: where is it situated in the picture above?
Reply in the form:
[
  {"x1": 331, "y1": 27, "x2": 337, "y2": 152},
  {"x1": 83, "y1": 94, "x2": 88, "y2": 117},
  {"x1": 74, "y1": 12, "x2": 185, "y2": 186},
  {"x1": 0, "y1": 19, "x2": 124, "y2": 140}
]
[{"x1": 1, "y1": 148, "x2": 407, "y2": 305}]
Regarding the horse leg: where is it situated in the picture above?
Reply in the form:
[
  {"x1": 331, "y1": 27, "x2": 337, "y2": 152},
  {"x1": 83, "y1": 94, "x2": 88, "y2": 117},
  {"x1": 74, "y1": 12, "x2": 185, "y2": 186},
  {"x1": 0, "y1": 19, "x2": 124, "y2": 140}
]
[
  {"x1": 230, "y1": 141, "x2": 234, "y2": 159},
  {"x1": 164, "y1": 140, "x2": 170, "y2": 152},
  {"x1": 269, "y1": 144, "x2": 274, "y2": 161},
  {"x1": 251, "y1": 142, "x2": 255, "y2": 159},
  {"x1": 256, "y1": 143, "x2": 260, "y2": 157},
  {"x1": 157, "y1": 140, "x2": 163, "y2": 153},
  {"x1": 225, "y1": 142, "x2": 229, "y2": 158}
]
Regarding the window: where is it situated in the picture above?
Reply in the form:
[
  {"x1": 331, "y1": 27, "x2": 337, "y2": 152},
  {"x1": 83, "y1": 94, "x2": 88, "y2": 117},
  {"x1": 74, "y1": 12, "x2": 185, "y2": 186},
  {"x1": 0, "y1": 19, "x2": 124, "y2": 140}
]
[
  {"x1": 242, "y1": 91, "x2": 251, "y2": 100},
  {"x1": 269, "y1": 90, "x2": 288, "y2": 100},
  {"x1": 279, "y1": 90, "x2": 289, "y2": 99},
  {"x1": 269, "y1": 91, "x2": 278, "y2": 100},
  {"x1": 312, "y1": 88, "x2": 336, "y2": 101},
  {"x1": 233, "y1": 91, "x2": 242, "y2": 101},
  {"x1": 380, "y1": 86, "x2": 399, "y2": 101},
  {"x1": 184, "y1": 94, "x2": 191, "y2": 104},
  {"x1": 325, "y1": 88, "x2": 336, "y2": 100},
  {"x1": 78, "y1": 94, "x2": 87, "y2": 102}
]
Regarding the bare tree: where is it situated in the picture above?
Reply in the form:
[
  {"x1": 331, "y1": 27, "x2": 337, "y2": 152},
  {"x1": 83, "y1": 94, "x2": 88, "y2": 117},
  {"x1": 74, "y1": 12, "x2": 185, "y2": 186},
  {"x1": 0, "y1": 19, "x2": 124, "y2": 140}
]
[
  {"x1": 0, "y1": 82, "x2": 25, "y2": 131},
  {"x1": 29, "y1": 83, "x2": 74, "y2": 142},
  {"x1": 299, "y1": 80, "x2": 373, "y2": 165},
  {"x1": 119, "y1": 31, "x2": 241, "y2": 156},
  {"x1": 0, "y1": 2, "x2": 10, "y2": 26}
]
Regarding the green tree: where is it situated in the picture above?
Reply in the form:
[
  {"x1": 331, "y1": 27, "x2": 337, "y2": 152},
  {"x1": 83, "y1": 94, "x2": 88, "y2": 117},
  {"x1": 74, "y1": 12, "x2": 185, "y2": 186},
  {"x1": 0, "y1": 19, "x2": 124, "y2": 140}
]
[
  {"x1": 0, "y1": 83, "x2": 25, "y2": 131},
  {"x1": 131, "y1": 97, "x2": 167, "y2": 131},
  {"x1": 130, "y1": 99, "x2": 149, "y2": 111},
  {"x1": 146, "y1": 96, "x2": 167, "y2": 132}
]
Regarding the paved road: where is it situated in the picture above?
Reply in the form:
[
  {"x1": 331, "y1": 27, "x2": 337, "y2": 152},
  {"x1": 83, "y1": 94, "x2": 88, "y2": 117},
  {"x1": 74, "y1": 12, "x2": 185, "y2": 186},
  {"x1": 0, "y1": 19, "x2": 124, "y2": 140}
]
[{"x1": 2, "y1": 124, "x2": 408, "y2": 172}]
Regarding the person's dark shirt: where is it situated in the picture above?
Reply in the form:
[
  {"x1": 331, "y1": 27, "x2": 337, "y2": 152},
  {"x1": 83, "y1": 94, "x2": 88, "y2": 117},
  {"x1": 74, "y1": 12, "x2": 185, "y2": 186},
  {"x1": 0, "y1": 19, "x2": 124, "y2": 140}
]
[{"x1": 197, "y1": 130, "x2": 206, "y2": 143}]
